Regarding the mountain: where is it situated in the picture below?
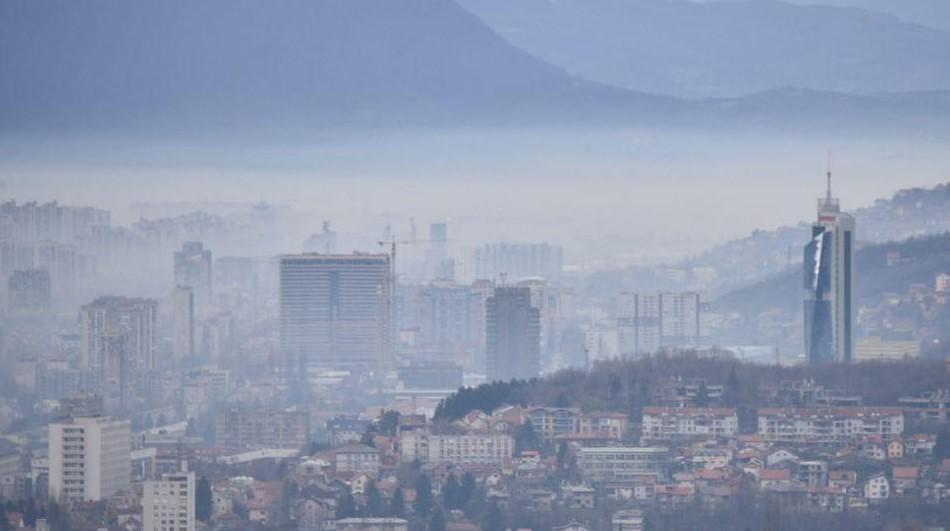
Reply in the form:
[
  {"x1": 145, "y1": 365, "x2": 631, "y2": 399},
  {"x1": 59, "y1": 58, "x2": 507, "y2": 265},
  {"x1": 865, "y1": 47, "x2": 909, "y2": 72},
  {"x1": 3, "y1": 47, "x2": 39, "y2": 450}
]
[
  {"x1": 714, "y1": 231, "x2": 950, "y2": 316},
  {"x1": 695, "y1": 0, "x2": 950, "y2": 32},
  {"x1": 687, "y1": 182, "x2": 950, "y2": 292},
  {"x1": 2, "y1": 0, "x2": 949, "y2": 134},
  {"x1": 0, "y1": 0, "x2": 678, "y2": 131},
  {"x1": 457, "y1": 0, "x2": 950, "y2": 98}
]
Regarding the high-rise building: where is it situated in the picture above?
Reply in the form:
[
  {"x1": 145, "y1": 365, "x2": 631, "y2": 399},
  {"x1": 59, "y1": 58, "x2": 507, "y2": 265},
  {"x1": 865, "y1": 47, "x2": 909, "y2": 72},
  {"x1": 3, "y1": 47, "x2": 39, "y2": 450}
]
[
  {"x1": 617, "y1": 292, "x2": 702, "y2": 355},
  {"x1": 143, "y1": 472, "x2": 196, "y2": 531},
  {"x1": 48, "y1": 416, "x2": 131, "y2": 503},
  {"x1": 172, "y1": 286, "x2": 195, "y2": 362},
  {"x1": 174, "y1": 242, "x2": 213, "y2": 305},
  {"x1": 804, "y1": 172, "x2": 856, "y2": 364},
  {"x1": 8, "y1": 268, "x2": 51, "y2": 314},
  {"x1": 80, "y1": 297, "x2": 158, "y2": 408},
  {"x1": 486, "y1": 287, "x2": 540, "y2": 381},
  {"x1": 474, "y1": 242, "x2": 563, "y2": 282},
  {"x1": 279, "y1": 253, "x2": 392, "y2": 376}
]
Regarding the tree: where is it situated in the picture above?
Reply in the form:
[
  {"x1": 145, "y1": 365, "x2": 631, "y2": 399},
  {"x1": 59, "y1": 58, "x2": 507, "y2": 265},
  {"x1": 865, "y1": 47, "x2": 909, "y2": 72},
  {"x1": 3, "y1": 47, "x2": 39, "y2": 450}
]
[
  {"x1": 443, "y1": 474, "x2": 462, "y2": 510},
  {"x1": 936, "y1": 427, "x2": 950, "y2": 460},
  {"x1": 429, "y1": 506, "x2": 446, "y2": 531},
  {"x1": 377, "y1": 410, "x2": 401, "y2": 436},
  {"x1": 389, "y1": 488, "x2": 406, "y2": 519},
  {"x1": 337, "y1": 492, "x2": 357, "y2": 519},
  {"x1": 0, "y1": 502, "x2": 10, "y2": 531},
  {"x1": 514, "y1": 420, "x2": 540, "y2": 455},
  {"x1": 481, "y1": 502, "x2": 505, "y2": 531},
  {"x1": 460, "y1": 473, "x2": 477, "y2": 507},
  {"x1": 413, "y1": 475, "x2": 433, "y2": 517},
  {"x1": 695, "y1": 380, "x2": 710, "y2": 407},
  {"x1": 366, "y1": 481, "x2": 384, "y2": 517},
  {"x1": 196, "y1": 476, "x2": 213, "y2": 522}
]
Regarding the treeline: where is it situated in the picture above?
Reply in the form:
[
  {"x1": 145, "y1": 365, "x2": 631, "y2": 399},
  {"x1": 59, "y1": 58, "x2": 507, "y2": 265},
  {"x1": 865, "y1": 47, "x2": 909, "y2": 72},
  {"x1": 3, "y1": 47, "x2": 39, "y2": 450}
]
[
  {"x1": 434, "y1": 353, "x2": 949, "y2": 423},
  {"x1": 433, "y1": 379, "x2": 537, "y2": 421}
]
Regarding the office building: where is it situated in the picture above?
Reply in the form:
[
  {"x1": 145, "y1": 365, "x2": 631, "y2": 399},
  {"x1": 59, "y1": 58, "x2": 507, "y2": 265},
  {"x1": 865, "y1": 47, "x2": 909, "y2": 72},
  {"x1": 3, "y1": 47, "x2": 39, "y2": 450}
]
[
  {"x1": 48, "y1": 416, "x2": 131, "y2": 503},
  {"x1": 804, "y1": 172, "x2": 856, "y2": 363},
  {"x1": 617, "y1": 292, "x2": 702, "y2": 355},
  {"x1": 172, "y1": 286, "x2": 195, "y2": 362},
  {"x1": 279, "y1": 253, "x2": 392, "y2": 376},
  {"x1": 486, "y1": 287, "x2": 541, "y2": 381},
  {"x1": 474, "y1": 242, "x2": 563, "y2": 282},
  {"x1": 174, "y1": 242, "x2": 213, "y2": 305},
  {"x1": 577, "y1": 447, "x2": 669, "y2": 482},
  {"x1": 215, "y1": 407, "x2": 310, "y2": 451},
  {"x1": 8, "y1": 269, "x2": 51, "y2": 314},
  {"x1": 143, "y1": 472, "x2": 196, "y2": 531}
]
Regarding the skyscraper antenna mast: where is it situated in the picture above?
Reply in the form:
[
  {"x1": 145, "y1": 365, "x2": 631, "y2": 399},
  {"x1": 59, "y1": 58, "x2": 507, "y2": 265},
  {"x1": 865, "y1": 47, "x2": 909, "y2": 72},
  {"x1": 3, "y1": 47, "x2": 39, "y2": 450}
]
[{"x1": 826, "y1": 150, "x2": 833, "y2": 201}]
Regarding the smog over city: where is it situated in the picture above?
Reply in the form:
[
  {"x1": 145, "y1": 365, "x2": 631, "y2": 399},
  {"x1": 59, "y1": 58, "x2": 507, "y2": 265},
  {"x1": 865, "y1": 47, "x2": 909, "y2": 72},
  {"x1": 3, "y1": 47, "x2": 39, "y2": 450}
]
[{"x1": 1, "y1": 1, "x2": 950, "y2": 530}]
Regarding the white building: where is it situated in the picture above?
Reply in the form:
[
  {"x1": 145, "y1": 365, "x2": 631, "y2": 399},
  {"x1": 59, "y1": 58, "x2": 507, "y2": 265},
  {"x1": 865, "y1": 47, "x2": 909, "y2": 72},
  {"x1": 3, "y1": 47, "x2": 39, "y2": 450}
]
[
  {"x1": 415, "y1": 434, "x2": 513, "y2": 465},
  {"x1": 612, "y1": 509, "x2": 645, "y2": 531},
  {"x1": 641, "y1": 407, "x2": 738, "y2": 440},
  {"x1": 48, "y1": 416, "x2": 131, "y2": 502},
  {"x1": 144, "y1": 472, "x2": 196, "y2": 531},
  {"x1": 757, "y1": 407, "x2": 903, "y2": 443},
  {"x1": 864, "y1": 473, "x2": 890, "y2": 502},
  {"x1": 617, "y1": 292, "x2": 702, "y2": 355}
]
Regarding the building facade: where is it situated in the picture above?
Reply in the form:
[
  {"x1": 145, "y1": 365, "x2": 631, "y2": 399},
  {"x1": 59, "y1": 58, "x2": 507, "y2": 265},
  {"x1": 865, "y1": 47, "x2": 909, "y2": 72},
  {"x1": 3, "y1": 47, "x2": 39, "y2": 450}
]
[
  {"x1": 215, "y1": 407, "x2": 311, "y2": 451},
  {"x1": 757, "y1": 407, "x2": 903, "y2": 443},
  {"x1": 617, "y1": 292, "x2": 702, "y2": 355},
  {"x1": 280, "y1": 253, "x2": 392, "y2": 377},
  {"x1": 172, "y1": 286, "x2": 195, "y2": 362},
  {"x1": 486, "y1": 287, "x2": 541, "y2": 381},
  {"x1": 641, "y1": 407, "x2": 738, "y2": 440},
  {"x1": 803, "y1": 173, "x2": 856, "y2": 364},
  {"x1": 143, "y1": 472, "x2": 196, "y2": 531},
  {"x1": 174, "y1": 242, "x2": 213, "y2": 306},
  {"x1": 578, "y1": 447, "x2": 669, "y2": 482},
  {"x1": 48, "y1": 416, "x2": 131, "y2": 502}
]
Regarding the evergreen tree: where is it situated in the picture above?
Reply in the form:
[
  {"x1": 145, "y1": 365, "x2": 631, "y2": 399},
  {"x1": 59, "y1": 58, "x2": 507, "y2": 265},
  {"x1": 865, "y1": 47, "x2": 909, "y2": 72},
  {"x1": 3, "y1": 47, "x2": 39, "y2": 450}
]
[
  {"x1": 936, "y1": 427, "x2": 950, "y2": 460},
  {"x1": 0, "y1": 502, "x2": 10, "y2": 531},
  {"x1": 443, "y1": 474, "x2": 462, "y2": 510},
  {"x1": 481, "y1": 502, "x2": 505, "y2": 531},
  {"x1": 389, "y1": 488, "x2": 406, "y2": 519},
  {"x1": 413, "y1": 475, "x2": 434, "y2": 517},
  {"x1": 337, "y1": 491, "x2": 358, "y2": 519},
  {"x1": 366, "y1": 481, "x2": 384, "y2": 517},
  {"x1": 514, "y1": 420, "x2": 540, "y2": 454},
  {"x1": 429, "y1": 505, "x2": 446, "y2": 531},
  {"x1": 196, "y1": 476, "x2": 213, "y2": 522},
  {"x1": 460, "y1": 473, "x2": 477, "y2": 507}
]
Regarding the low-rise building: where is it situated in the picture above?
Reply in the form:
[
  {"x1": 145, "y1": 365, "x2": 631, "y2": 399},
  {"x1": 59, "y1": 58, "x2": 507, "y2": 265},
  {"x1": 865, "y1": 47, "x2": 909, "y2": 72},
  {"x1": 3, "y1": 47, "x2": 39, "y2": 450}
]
[
  {"x1": 641, "y1": 407, "x2": 737, "y2": 440},
  {"x1": 611, "y1": 509, "x2": 645, "y2": 531},
  {"x1": 577, "y1": 447, "x2": 668, "y2": 483},
  {"x1": 757, "y1": 407, "x2": 903, "y2": 443},
  {"x1": 425, "y1": 434, "x2": 513, "y2": 465},
  {"x1": 336, "y1": 517, "x2": 409, "y2": 531}
]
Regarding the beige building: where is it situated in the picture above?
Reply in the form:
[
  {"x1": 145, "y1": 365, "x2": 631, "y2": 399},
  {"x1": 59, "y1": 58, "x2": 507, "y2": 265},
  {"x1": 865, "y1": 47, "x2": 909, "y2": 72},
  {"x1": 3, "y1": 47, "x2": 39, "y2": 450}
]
[
  {"x1": 854, "y1": 336, "x2": 920, "y2": 361},
  {"x1": 757, "y1": 407, "x2": 903, "y2": 443},
  {"x1": 143, "y1": 472, "x2": 196, "y2": 531},
  {"x1": 48, "y1": 416, "x2": 131, "y2": 502},
  {"x1": 401, "y1": 433, "x2": 513, "y2": 465}
]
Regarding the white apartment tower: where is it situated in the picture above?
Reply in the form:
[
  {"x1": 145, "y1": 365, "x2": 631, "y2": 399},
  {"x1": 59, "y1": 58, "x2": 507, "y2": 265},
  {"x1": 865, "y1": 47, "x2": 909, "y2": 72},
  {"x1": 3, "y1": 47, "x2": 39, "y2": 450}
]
[
  {"x1": 144, "y1": 472, "x2": 196, "y2": 531},
  {"x1": 48, "y1": 416, "x2": 131, "y2": 503}
]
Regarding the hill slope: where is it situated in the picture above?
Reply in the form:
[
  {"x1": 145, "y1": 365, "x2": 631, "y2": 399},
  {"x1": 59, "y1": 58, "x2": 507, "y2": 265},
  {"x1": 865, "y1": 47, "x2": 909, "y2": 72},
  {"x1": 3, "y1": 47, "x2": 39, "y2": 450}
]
[
  {"x1": 0, "y1": 0, "x2": 677, "y2": 131},
  {"x1": 458, "y1": 0, "x2": 950, "y2": 98}
]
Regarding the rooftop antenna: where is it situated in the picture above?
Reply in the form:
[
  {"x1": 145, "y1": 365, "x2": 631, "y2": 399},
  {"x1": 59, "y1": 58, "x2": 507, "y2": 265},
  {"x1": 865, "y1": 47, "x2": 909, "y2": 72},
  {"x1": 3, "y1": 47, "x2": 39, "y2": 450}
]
[{"x1": 826, "y1": 149, "x2": 833, "y2": 201}]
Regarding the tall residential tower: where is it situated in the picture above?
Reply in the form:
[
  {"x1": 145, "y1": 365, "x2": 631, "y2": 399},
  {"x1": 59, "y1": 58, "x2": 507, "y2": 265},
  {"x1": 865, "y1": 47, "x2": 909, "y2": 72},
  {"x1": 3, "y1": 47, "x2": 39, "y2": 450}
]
[{"x1": 803, "y1": 172, "x2": 856, "y2": 364}]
